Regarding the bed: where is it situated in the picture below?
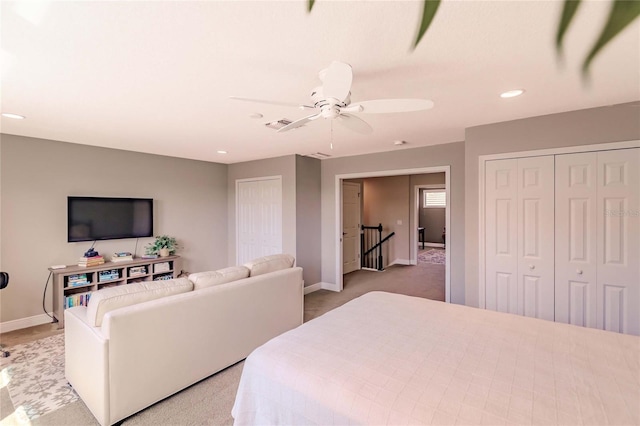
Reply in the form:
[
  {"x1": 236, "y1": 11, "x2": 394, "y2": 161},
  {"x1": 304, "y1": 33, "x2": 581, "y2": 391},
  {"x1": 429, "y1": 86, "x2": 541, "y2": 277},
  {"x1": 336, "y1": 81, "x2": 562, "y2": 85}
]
[{"x1": 232, "y1": 291, "x2": 639, "y2": 425}]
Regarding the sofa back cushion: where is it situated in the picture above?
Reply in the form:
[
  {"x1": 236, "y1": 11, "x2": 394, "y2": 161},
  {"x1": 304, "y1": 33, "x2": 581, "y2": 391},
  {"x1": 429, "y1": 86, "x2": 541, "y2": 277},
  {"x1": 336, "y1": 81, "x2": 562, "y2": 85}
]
[
  {"x1": 188, "y1": 266, "x2": 250, "y2": 290},
  {"x1": 86, "y1": 278, "x2": 193, "y2": 327},
  {"x1": 244, "y1": 254, "x2": 295, "y2": 277}
]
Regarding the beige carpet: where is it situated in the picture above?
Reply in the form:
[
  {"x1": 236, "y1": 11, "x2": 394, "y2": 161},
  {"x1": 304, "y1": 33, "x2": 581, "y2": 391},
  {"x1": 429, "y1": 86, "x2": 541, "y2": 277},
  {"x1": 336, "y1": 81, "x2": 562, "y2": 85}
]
[
  {"x1": 1, "y1": 262, "x2": 444, "y2": 425},
  {"x1": 306, "y1": 261, "x2": 444, "y2": 322}
]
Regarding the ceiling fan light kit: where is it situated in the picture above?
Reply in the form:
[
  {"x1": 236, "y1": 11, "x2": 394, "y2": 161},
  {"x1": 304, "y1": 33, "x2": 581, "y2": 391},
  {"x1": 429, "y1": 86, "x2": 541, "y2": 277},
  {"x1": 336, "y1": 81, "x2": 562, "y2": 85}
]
[{"x1": 231, "y1": 61, "x2": 434, "y2": 135}]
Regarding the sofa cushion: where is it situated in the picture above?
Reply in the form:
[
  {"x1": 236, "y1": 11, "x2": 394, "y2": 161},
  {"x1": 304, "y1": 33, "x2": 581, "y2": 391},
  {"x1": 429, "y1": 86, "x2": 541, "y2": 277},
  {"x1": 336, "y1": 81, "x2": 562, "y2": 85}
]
[
  {"x1": 188, "y1": 266, "x2": 250, "y2": 290},
  {"x1": 244, "y1": 254, "x2": 295, "y2": 277},
  {"x1": 86, "y1": 278, "x2": 193, "y2": 327}
]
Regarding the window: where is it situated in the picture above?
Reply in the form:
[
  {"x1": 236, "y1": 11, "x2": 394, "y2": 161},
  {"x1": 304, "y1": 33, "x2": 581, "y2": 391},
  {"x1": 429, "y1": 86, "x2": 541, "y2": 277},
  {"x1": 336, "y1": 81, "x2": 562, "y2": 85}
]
[{"x1": 423, "y1": 190, "x2": 446, "y2": 208}]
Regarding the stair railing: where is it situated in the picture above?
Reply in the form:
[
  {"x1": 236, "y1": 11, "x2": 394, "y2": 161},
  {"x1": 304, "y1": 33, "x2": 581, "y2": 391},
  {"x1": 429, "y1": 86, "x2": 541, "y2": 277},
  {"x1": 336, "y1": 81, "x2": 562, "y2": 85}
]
[{"x1": 360, "y1": 223, "x2": 396, "y2": 271}]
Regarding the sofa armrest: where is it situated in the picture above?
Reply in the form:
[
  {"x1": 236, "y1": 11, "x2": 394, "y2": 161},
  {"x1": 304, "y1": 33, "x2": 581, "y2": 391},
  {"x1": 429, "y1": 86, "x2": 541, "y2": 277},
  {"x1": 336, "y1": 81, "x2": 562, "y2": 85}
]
[{"x1": 64, "y1": 307, "x2": 111, "y2": 426}]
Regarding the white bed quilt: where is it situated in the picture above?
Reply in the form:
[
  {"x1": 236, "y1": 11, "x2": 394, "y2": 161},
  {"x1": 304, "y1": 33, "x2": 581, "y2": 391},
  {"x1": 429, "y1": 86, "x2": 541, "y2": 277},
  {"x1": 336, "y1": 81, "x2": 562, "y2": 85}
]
[{"x1": 232, "y1": 292, "x2": 639, "y2": 425}]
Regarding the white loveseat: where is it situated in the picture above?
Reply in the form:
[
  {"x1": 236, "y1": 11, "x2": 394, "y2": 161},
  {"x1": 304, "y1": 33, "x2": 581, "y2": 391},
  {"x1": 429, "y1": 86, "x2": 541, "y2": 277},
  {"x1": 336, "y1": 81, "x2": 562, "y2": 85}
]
[{"x1": 64, "y1": 255, "x2": 303, "y2": 426}]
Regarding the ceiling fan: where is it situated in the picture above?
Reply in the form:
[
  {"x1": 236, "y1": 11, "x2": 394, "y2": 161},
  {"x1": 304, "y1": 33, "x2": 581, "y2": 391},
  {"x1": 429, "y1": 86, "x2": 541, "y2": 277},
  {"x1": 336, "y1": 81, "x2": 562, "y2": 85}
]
[{"x1": 230, "y1": 61, "x2": 434, "y2": 135}]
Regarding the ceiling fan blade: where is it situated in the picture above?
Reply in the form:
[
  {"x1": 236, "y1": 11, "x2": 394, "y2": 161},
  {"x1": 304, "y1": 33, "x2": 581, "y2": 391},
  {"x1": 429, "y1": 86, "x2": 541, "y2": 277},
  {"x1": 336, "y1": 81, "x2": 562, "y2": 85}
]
[
  {"x1": 322, "y1": 61, "x2": 353, "y2": 102},
  {"x1": 337, "y1": 113, "x2": 373, "y2": 135},
  {"x1": 348, "y1": 98, "x2": 434, "y2": 114},
  {"x1": 229, "y1": 96, "x2": 314, "y2": 110},
  {"x1": 277, "y1": 113, "x2": 321, "y2": 133}
]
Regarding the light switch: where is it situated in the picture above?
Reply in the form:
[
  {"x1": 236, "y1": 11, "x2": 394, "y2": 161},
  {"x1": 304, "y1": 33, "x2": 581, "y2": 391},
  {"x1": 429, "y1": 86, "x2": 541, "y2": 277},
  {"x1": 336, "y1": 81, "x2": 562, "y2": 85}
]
[{"x1": 397, "y1": 220, "x2": 402, "y2": 225}]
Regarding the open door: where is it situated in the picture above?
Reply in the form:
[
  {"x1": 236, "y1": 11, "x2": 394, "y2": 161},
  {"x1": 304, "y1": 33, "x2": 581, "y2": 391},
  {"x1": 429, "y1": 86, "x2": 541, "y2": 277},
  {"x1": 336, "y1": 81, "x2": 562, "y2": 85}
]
[{"x1": 342, "y1": 182, "x2": 361, "y2": 275}]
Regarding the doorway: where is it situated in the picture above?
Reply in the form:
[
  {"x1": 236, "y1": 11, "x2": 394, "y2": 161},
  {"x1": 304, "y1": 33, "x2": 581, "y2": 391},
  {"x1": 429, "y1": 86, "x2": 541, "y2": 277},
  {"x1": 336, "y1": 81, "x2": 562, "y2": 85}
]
[{"x1": 335, "y1": 166, "x2": 451, "y2": 302}]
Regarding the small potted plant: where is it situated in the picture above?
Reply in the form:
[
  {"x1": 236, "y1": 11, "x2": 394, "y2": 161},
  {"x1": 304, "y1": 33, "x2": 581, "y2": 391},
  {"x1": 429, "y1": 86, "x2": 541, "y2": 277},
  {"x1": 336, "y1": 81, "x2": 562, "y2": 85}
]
[{"x1": 146, "y1": 235, "x2": 178, "y2": 257}]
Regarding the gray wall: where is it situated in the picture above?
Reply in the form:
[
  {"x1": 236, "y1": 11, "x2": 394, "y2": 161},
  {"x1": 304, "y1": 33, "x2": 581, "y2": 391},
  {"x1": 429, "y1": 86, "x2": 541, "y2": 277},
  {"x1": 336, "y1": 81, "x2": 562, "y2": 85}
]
[
  {"x1": 412, "y1": 173, "x2": 446, "y2": 244},
  {"x1": 419, "y1": 190, "x2": 446, "y2": 244},
  {"x1": 295, "y1": 155, "x2": 321, "y2": 285},
  {"x1": 0, "y1": 134, "x2": 228, "y2": 324},
  {"x1": 321, "y1": 142, "x2": 466, "y2": 304},
  {"x1": 464, "y1": 102, "x2": 640, "y2": 308},
  {"x1": 362, "y1": 175, "x2": 410, "y2": 265},
  {"x1": 227, "y1": 155, "x2": 297, "y2": 267}
]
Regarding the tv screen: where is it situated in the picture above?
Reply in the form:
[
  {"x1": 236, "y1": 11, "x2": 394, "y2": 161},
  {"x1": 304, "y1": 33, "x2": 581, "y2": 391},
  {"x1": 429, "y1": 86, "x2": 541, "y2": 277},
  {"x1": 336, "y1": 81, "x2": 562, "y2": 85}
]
[{"x1": 68, "y1": 197, "x2": 153, "y2": 242}]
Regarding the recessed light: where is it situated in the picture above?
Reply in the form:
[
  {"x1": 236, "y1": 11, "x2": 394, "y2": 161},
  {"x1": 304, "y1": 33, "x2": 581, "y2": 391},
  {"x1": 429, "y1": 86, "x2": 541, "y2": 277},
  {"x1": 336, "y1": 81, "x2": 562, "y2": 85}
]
[
  {"x1": 394, "y1": 140, "x2": 407, "y2": 146},
  {"x1": 2, "y1": 113, "x2": 25, "y2": 119},
  {"x1": 500, "y1": 89, "x2": 525, "y2": 98},
  {"x1": 217, "y1": 150, "x2": 227, "y2": 154},
  {"x1": 249, "y1": 113, "x2": 263, "y2": 119}
]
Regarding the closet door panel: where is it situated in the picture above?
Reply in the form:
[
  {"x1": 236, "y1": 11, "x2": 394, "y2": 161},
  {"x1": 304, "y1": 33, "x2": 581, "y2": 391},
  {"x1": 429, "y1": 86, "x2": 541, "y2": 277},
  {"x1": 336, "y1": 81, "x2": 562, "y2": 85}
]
[
  {"x1": 485, "y1": 159, "x2": 518, "y2": 314},
  {"x1": 597, "y1": 148, "x2": 639, "y2": 335},
  {"x1": 517, "y1": 156, "x2": 555, "y2": 321},
  {"x1": 555, "y1": 152, "x2": 597, "y2": 328}
]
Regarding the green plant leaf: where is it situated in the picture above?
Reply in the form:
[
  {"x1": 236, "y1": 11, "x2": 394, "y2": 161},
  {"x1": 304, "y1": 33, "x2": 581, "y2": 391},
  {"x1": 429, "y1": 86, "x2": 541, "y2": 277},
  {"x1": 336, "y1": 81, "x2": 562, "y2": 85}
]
[
  {"x1": 582, "y1": 0, "x2": 640, "y2": 76},
  {"x1": 556, "y1": 0, "x2": 582, "y2": 55},
  {"x1": 308, "y1": 0, "x2": 315, "y2": 13},
  {"x1": 413, "y1": 0, "x2": 441, "y2": 49}
]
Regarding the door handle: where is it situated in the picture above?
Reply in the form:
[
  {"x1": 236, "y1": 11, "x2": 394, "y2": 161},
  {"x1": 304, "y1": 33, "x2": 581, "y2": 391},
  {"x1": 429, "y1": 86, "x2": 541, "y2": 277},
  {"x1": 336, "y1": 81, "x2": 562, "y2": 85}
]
[
  {"x1": 576, "y1": 269, "x2": 583, "y2": 275},
  {"x1": 342, "y1": 232, "x2": 347, "y2": 236},
  {"x1": 529, "y1": 264, "x2": 535, "y2": 270}
]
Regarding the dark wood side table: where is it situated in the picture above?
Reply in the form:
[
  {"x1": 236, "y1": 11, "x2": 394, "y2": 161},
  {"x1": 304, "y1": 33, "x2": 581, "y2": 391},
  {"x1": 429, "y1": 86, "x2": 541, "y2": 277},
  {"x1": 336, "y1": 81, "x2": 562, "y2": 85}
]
[{"x1": 418, "y1": 227, "x2": 425, "y2": 249}]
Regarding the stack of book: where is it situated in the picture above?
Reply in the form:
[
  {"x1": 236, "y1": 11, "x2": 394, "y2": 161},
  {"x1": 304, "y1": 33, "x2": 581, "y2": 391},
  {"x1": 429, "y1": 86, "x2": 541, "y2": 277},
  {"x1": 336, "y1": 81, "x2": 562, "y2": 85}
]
[
  {"x1": 129, "y1": 266, "x2": 147, "y2": 276},
  {"x1": 67, "y1": 273, "x2": 89, "y2": 287},
  {"x1": 98, "y1": 269, "x2": 119, "y2": 282},
  {"x1": 78, "y1": 255, "x2": 105, "y2": 267},
  {"x1": 111, "y1": 252, "x2": 134, "y2": 262}
]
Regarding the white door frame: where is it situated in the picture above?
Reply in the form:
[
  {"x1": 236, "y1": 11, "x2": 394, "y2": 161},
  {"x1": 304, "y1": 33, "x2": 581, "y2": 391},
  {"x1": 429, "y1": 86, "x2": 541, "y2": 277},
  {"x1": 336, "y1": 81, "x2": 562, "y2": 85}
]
[
  {"x1": 412, "y1": 184, "x2": 446, "y2": 264},
  {"x1": 478, "y1": 140, "x2": 639, "y2": 309},
  {"x1": 235, "y1": 175, "x2": 282, "y2": 265},
  {"x1": 335, "y1": 166, "x2": 451, "y2": 302}
]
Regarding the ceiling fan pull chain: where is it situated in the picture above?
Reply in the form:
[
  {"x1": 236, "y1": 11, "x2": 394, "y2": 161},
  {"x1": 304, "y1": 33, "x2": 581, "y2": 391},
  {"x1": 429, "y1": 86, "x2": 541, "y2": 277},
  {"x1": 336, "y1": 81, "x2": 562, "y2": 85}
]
[{"x1": 330, "y1": 120, "x2": 334, "y2": 150}]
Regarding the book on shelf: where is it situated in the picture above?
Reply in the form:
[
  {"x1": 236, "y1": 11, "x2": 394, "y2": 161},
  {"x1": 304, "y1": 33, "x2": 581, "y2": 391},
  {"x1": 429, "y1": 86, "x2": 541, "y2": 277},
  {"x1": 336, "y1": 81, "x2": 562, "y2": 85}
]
[
  {"x1": 98, "y1": 269, "x2": 119, "y2": 282},
  {"x1": 66, "y1": 273, "x2": 90, "y2": 287},
  {"x1": 153, "y1": 273, "x2": 174, "y2": 281},
  {"x1": 65, "y1": 292, "x2": 91, "y2": 309},
  {"x1": 111, "y1": 255, "x2": 133, "y2": 262},
  {"x1": 129, "y1": 266, "x2": 147, "y2": 276},
  {"x1": 78, "y1": 255, "x2": 105, "y2": 267},
  {"x1": 141, "y1": 254, "x2": 159, "y2": 259}
]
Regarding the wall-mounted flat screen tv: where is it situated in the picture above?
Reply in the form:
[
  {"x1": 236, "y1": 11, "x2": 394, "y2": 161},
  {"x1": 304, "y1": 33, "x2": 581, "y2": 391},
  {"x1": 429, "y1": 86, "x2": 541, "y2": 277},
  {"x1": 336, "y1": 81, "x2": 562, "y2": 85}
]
[{"x1": 68, "y1": 197, "x2": 153, "y2": 242}]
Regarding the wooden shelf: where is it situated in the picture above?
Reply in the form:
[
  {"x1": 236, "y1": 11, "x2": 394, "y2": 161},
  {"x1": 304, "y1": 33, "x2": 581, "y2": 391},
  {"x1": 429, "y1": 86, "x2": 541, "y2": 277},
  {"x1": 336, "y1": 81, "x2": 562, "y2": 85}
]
[{"x1": 50, "y1": 255, "x2": 180, "y2": 328}]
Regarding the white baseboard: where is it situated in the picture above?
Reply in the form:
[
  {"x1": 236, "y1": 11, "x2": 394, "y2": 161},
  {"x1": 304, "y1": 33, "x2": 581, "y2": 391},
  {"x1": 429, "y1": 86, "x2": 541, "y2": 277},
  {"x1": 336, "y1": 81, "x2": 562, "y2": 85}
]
[
  {"x1": 320, "y1": 282, "x2": 339, "y2": 292},
  {"x1": 304, "y1": 282, "x2": 322, "y2": 295},
  {"x1": 420, "y1": 243, "x2": 445, "y2": 248},
  {"x1": 361, "y1": 267, "x2": 380, "y2": 272},
  {"x1": 0, "y1": 313, "x2": 53, "y2": 334},
  {"x1": 390, "y1": 258, "x2": 411, "y2": 266}
]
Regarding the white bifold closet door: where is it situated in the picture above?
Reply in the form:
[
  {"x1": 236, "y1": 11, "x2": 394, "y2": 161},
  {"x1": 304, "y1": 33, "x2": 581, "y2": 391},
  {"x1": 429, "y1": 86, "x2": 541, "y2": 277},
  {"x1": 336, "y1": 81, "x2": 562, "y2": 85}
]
[
  {"x1": 555, "y1": 148, "x2": 639, "y2": 335},
  {"x1": 485, "y1": 155, "x2": 555, "y2": 321}
]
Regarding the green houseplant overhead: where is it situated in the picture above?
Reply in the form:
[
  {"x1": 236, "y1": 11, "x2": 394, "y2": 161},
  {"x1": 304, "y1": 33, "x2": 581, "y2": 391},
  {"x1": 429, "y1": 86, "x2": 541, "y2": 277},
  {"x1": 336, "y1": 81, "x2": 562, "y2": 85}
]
[
  {"x1": 307, "y1": 0, "x2": 640, "y2": 78},
  {"x1": 145, "y1": 235, "x2": 179, "y2": 256}
]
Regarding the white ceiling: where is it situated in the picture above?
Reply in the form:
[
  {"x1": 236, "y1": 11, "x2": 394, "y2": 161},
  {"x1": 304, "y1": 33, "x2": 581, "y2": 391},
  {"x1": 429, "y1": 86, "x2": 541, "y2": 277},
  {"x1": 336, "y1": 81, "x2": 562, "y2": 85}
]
[{"x1": 1, "y1": 1, "x2": 639, "y2": 164}]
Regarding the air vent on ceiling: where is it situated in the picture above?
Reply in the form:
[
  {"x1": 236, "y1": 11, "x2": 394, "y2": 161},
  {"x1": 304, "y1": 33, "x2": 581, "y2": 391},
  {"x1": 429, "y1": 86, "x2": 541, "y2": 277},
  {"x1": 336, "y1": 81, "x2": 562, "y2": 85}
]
[
  {"x1": 264, "y1": 119, "x2": 292, "y2": 130},
  {"x1": 305, "y1": 152, "x2": 332, "y2": 159}
]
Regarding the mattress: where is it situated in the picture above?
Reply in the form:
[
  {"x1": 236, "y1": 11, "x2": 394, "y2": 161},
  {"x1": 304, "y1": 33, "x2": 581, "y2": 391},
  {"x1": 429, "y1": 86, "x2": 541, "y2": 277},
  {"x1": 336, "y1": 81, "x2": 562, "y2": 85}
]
[{"x1": 232, "y1": 291, "x2": 639, "y2": 425}]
